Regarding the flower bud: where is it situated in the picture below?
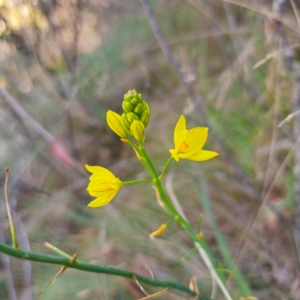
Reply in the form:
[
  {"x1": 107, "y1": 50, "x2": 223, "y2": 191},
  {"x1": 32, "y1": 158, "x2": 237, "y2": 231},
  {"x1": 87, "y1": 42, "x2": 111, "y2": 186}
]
[
  {"x1": 121, "y1": 90, "x2": 150, "y2": 135},
  {"x1": 150, "y1": 224, "x2": 167, "y2": 239},
  {"x1": 130, "y1": 120, "x2": 145, "y2": 142},
  {"x1": 196, "y1": 231, "x2": 205, "y2": 240},
  {"x1": 122, "y1": 101, "x2": 133, "y2": 113},
  {"x1": 140, "y1": 104, "x2": 150, "y2": 125},
  {"x1": 106, "y1": 110, "x2": 128, "y2": 139}
]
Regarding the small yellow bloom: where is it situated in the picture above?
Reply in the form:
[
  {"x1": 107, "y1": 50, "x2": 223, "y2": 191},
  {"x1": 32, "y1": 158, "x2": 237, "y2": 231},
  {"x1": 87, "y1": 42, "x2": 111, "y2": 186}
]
[
  {"x1": 85, "y1": 164, "x2": 122, "y2": 207},
  {"x1": 130, "y1": 120, "x2": 145, "y2": 142},
  {"x1": 169, "y1": 115, "x2": 219, "y2": 162},
  {"x1": 150, "y1": 224, "x2": 167, "y2": 239},
  {"x1": 106, "y1": 110, "x2": 128, "y2": 139}
]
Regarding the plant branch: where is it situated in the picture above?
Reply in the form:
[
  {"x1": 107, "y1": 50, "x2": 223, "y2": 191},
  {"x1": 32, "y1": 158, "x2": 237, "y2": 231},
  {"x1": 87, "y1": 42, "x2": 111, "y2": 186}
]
[
  {"x1": 0, "y1": 242, "x2": 211, "y2": 300},
  {"x1": 159, "y1": 157, "x2": 173, "y2": 180},
  {"x1": 123, "y1": 179, "x2": 154, "y2": 185}
]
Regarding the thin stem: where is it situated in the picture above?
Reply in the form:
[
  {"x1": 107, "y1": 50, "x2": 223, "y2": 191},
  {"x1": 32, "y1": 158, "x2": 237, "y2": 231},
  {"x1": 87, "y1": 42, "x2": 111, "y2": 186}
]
[
  {"x1": 139, "y1": 147, "x2": 235, "y2": 298},
  {"x1": 123, "y1": 179, "x2": 154, "y2": 185},
  {"x1": 140, "y1": 149, "x2": 195, "y2": 232},
  {"x1": 139, "y1": 147, "x2": 158, "y2": 178},
  {"x1": 140, "y1": 149, "x2": 202, "y2": 241},
  {"x1": 0, "y1": 242, "x2": 211, "y2": 300},
  {"x1": 4, "y1": 169, "x2": 18, "y2": 249},
  {"x1": 127, "y1": 138, "x2": 154, "y2": 177},
  {"x1": 159, "y1": 156, "x2": 173, "y2": 180},
  {"x1": 127, "y1": 138, "x2": 139, "y2": 152},
  {"x1": 44, "y1": 242, "x2": 73, "y2": 260},
  {"x1": 139, "y1": 147, "x2": 177, "y2": 216}
]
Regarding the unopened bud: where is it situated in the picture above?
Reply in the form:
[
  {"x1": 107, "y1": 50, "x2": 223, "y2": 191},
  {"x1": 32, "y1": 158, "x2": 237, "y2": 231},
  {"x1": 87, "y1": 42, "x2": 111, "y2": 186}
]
[
  {"x1": 131, "y1": 120, "x2": 145, "y2": 142},
  {"x1": 107, "y1": 110, "x2": 128, "y2": 139},
  {"x1": 196, "y1": 232, "x2": 205, "y2": 240},
  {"x1": 121, "y1": 138, "x2": 130, "y2": 144},
  {"x1": 121, "y1": 90, "x2": 150, "y2": 135},
  {"x1": 150, "y1": 224, "x2": 167, "y2": 239}
]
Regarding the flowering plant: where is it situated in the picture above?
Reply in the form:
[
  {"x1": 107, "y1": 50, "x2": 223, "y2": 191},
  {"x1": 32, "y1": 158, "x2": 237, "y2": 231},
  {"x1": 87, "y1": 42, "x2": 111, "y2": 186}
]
[
  {"x1": 0, "y1": 89, "x2": 254, "y2": 300},
  {"x1": 83, "y1": 90, "x2": 255, "y2": 299},
  {"x1": 86, "y1": 90, "x2": 218, "y2": 208}
]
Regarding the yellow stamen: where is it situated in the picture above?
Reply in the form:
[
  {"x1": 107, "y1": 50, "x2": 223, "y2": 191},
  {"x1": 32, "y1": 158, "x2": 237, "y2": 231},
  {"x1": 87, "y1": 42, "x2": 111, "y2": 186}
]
[{"x1": 178, "y1": 141, "x2": 189, "y2": 152}]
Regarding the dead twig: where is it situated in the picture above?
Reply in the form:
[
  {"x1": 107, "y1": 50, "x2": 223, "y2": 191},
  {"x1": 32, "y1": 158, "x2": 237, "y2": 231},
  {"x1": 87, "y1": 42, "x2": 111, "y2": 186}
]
[{"x1": 0, "y1": 86, "x2": 54, "y2": 143}]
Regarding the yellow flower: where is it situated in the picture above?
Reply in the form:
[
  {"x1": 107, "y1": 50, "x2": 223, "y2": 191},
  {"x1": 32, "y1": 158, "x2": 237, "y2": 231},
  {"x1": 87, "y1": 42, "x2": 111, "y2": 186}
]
[
  {"x1": 106, "y1": 110, "x2": 128, "y2": 139},
  {"x1": 169, "y1": 115, "x2": 219, "y2": 162},
  {"x1": 85, "y1": 164, "x2": 122, "y2": 207}
]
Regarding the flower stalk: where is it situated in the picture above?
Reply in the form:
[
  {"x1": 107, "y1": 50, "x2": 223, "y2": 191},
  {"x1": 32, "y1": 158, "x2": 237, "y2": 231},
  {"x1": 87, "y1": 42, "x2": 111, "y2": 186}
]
[
  {"x1": 84, "y1": 90, "x2": 253, "y2": 299},
  {"x1": 123, "y1": 179, "x2": 154, "y2": 185},
  {"x1": 159, "y1": 156, "x2": 173, "y2": 180}
]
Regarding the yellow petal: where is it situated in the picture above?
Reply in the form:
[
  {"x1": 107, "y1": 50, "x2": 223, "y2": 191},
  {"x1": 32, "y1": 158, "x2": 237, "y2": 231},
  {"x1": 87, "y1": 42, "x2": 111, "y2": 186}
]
[
  {"x1": 87, "y1": 188, "x2": 113, "y2": 197},
  {"x1": 109, "y1": 181, "x2": 123, "y2": 190},
  {"x1": 85, "y1": 164, "x2": 110, "y2": 174},
  {"x1": 174, "y1": 115, "x2": 186, "y2": 149},
  {"x1": 169, "y1": 149, "x2": 180, "y2": 162},
  {"x1": 107, "y1": 110, "x2": 128, "y2": 139},
  {"x1": 183, "y1": 127, "x2": 208, "y2": 154},
  {"x1": 87, "y1": 190, "x2": 118, "y2": 208},
  {"x1": 179, "y1": 129, "x2": 188, "y2": 140},
  {"x1": 188, "y1": 150, "x2": 219, "y2": 161},
  {"x1": 177, "y1": 152, "x2": 194, "y2": 159},
  {"x1": 89, "y1": 170, "x2": 119, "y2": 181},
  {"x1": 87, "y1": 181, "x2": 116, "y2": 192}
]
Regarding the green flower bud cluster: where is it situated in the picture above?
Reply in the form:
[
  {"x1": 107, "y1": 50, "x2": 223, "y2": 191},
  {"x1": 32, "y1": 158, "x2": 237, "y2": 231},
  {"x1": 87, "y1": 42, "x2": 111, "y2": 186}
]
[{"x1": 121, "y1": 90, "x2": 150, "y2": 135}]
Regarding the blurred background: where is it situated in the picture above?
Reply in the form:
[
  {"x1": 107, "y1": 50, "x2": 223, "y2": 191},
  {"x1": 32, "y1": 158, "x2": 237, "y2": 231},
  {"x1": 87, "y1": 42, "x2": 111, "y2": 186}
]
[{"x1": 1, "y1": 0, "x2": 300, "y2": 299}]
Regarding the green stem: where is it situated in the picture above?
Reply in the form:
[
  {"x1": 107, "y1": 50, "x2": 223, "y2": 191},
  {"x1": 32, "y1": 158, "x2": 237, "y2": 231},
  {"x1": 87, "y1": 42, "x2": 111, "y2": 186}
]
[
  {"x1": 140, "y1": 149, "x2": 207, "y2": 243},
  {"x1": 127, "y1": 138, "x2": 139, "y2": 152},
  {"x1": 139, "y1": 147, "x2": 235, "y2": 299},
  {"x1": 44, "y1": 242, "x2": 73, "y2": 260},
  {"x1": 123, "y1": 179, "x2": 154, "y2": 185},
  {"x1": 0, "y1": 242, "x2": 211, "y2": 300},
  {"x1": 140, "y1": 148, "x2": 202, "y2": 237},
  {"x1": 139, "y1": 147, "x2": 177, "y2": 215},
  {"x1": 127, "y1": 138, "x2": 154, "y2": 177},
  {"x1": 159, "y1": 156, "x2": 173, "y2": 180}
]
